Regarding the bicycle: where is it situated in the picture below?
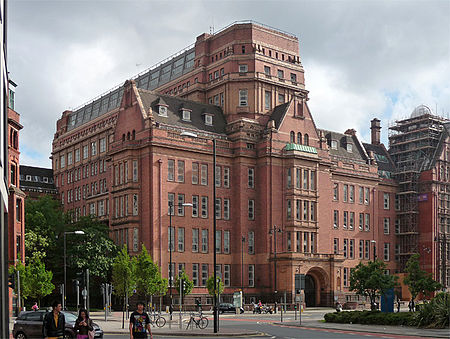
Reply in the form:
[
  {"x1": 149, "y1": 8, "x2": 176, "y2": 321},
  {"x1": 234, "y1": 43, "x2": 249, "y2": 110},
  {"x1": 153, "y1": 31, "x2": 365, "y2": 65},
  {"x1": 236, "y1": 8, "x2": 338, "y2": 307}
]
[
  {"x1": 186, "y1": 311, "x2": 208, "y2": 329},
  {"x1": 149, "y1": 311, "x2": 166, "y2": 327}
]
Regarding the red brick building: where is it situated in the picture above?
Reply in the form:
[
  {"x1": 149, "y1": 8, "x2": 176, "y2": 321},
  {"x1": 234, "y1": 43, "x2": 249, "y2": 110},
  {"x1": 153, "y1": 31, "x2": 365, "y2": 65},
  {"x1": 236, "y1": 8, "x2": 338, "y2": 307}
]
[
  {"x1": 52, "y1": 22, "x2": 430, "y2": 306},
  {"x1": 7, "y1": 80, "x2": 25, "y2": 314}
]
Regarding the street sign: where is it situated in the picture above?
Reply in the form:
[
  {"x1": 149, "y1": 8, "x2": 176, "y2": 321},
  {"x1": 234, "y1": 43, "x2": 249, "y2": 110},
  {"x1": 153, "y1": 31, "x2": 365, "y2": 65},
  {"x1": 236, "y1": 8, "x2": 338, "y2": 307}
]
[{"x1": 294, "y1": 274, "x2": 305, "y2": 293}]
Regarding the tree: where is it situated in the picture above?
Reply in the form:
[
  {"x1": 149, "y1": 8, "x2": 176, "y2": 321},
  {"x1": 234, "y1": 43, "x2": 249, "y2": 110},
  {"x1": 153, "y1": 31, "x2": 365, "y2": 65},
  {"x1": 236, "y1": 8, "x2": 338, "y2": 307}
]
[
  {"x1": 112, "y1": 246, "x2": 136, "y2": 329},
  {"x1": 206, "y1": 276, "x2": 224, "y2": 298},
  {"x1": 349, "y1": 260, "x2": 397, "y2": 310},
  {"x1": 24, "y1": 258, "x2": 55, "y2": 306},
  {"x1": 404, "y1": 254, "x2": 442, "y2": 301},
  {"x1": 9, "y1": 260, "x2": 27, "y2": 306},
  {"x1": 175, "y1": 269, "x2": 194, "y2": 302},
  {"x1": 135, "y1": 245, "x2": 160, "y2": 305}
]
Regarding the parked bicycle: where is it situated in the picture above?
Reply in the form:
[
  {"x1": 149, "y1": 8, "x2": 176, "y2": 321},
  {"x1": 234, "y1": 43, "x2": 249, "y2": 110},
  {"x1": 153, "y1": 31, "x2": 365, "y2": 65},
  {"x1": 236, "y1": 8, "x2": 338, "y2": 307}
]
[
  {"x1": 149, "y1": 312, "x2": 166, "y2": 327},
  {"x1": 186, "y1": 312, "x2": 208, "y2": 330}
]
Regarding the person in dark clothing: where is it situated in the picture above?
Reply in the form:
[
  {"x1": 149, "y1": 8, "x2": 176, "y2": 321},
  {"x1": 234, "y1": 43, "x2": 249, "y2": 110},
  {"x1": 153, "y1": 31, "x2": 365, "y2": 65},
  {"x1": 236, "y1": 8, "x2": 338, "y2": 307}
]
[
  {"x1": 129, "y1": 301, "x2": 152, "y2": 339},
  {"x1": 396, "y1": 298, "x2": 401, "y2": 313},
  {"x1": 74, "y1": 308, "x2": 93, "y2": 339},
  {"x1": 195, "y1": 298, "x2": 202, "y2": 313},
  {"x1": 43, "y1": 301, "x2": 65, "y2": 339}
]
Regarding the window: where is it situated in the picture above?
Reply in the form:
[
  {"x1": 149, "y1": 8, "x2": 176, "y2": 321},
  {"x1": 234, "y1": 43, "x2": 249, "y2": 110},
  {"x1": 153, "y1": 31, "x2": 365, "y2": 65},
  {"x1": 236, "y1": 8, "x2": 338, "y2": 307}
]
[
  {"x1": 395, "y1": 244, "x2": 400, "y2": 262},
  {"x1": 193, "y1": 264, "x2": 199, "y2": 286},
  {"x1": 395, "y1": 219, "x2": 400, "y2": 234},
  {"x1": 343, "y1": 239, "x2": 348, "y2": 258},
  {"x1": 331, "y1": 140, "x2": 338, "y2": 149},
  {"x1": 168, "y1": 194, "x2": 175, "y2": 215},
  {"x1": 290, "y1": 73, "x2": 297, "y2": 82},
  {"x1": 347, "y1": 144, "x2": 353, "y2": 153},
  {"x1": 311, "y1": 233, "x2": 315, "y2": 253},
  {"x1": 215, "y1": 230, "x2": 221, "y2": 253},
  {"x1": 359, "y1": 187, "x2": 364, "y2": 204},
  {"x1": 248, "y1": 199, "x2": 255, "y2": 220},
  {"x1": 349, "y1": 185, "x2": 354, "y2": 203},
  {"x1": 177, "y1": 194, "x2": 185, "y2": 216},
  {"x1": 297, "y1": 132, "x2": 302, "y2": 144},
  {"x1": 201, "y1": 196, "x2": 208, "y2": 218},
  {"x1": 383, "y1": 193, "x2": 390, "y2": 209},
  {"x1": 239, "y1": 90, "x2": 248, "y2": 106},
  {"x1": 248, "y1": 168, "x2": 255, "y2": 188},
  {"x1": 365, "y1": 240, "x2": 370, "y2": 259},
  {"x1": 91, "y1": 141, "x2": 97, "y2": 156},
  {"x1": 168, "y1": 159, "x2": 175, "y2": 181},
  {"x1": 60, "y1": 154, "x2": 65, "y2": 168},
  {"x1": 99, "y1": 137, "x2": 106, "y2": 153},
  {"x1": 395, "y1": 194, "x2": 400, "y2": 211},
  {"x1": 359, "y1": 213, "x2": 364, "y2": 230},
  {"x1": 359, "y1": 240, "x2": 364, "y2": 259},
  {"x1": 343, "y1": 211, "x2": 348, "y2": 229},
  {"x1": 277, "y1": 69, "x2": 284, "y2": 79},
  {"x1": 192, "y1": 163, "x2": 199, "y2": 184},
  {"x1": 264, "y1": 66, "x2": 271, "y2": 76},
  {"x1": 177, "y1": 160, "x2": 185, "y2": 182},
  {"x1": 287, "y1": 199, "x2": 292, "y2": 219},
  {"x1": 333, "y1": 183, "x2": 339, "y2": 200},
  {"x1": 201, "y1": 264, "x2": 208, "y2": 286},
  {"x1": 133, "y1": 194, "x2": 138, "y2": 215},
  {"x1": 290, "y1": 131, "x2": 295, "y2": 143},
  {"x1": 287, "y1": 232, "x2": 292, "y2": 251},
  {"x1": 304, "y1": 134, "x2": 309, "y2": 146},
  {"x1": 224, "y1": 231, "x2": 230, "y2": 254},
  {"x1": 201, "y1": 229, "x2": 208, "y2": 253},
  {"x1": 349, "y1": 212, "x2": 354, "y2": 230},
  {"x1": 303, "y1": 169, "x2": 309, "y2": 189},
  {"x1": 204, "y1": 114, "x2": 213, "y2": 126},
  {"x1": 178, "y1": 228, "x2": 185, "y2": 252},
  {"x1": 248, "y1": 231, "x2": 255, "y2": 254},
  {"x1": 215, "y1": 166, "x2": 221, "y2": 187},
  {"x1": 224, "y1": 264, "x2": 230, "y2": 286},
  {"x1": 133, "y1": 160, "x2": 138, "y2": 182},
  {"x1": 343, "y1": 184, "x2": 348, "y2": 202},
  {"x1": 364, "y1": 187, "x2": 370, "y2": 205},
  {"x1": 343, "y1": 268, "x2": 348, "y2": 287},
  {"x1": 200, "y1": 164, "x2": 208, "y2": 185},
  {"x1": 384, "y1": 218, "x2": 390, "y2": 234},
  {"x1": 223, "y1": 167, "x2": 230, "y2": 188},
  {"x1": 16, "y1": 199, "x2": 22, "y2": 222},
  {"x1": 296, "y1": 168, "x2": 301, "y2": 189},
  {"x1": 248, "y1": 264, "x2": 255, "y2": 287},
  {"x1": 303, "y1": 232, "x2": 309, "y2": 252},
  {"x1": 384, "y1": 243, "x2": 390, "y2": 261},
  {"x1": 265, "y1": 91, "x2": 271, "y2": 110},
  {"x1": 287, "y1": 168, "x2": 292, "y2": 188},
  {"x1": 239, "y1": 64, "x2": 248, "y2": 73},
  {"x1": 303, "y1": 200, "x2": 308, "y2": 220},
  {"x1": 215, "y1": 198, "x2": 222, "y2": 219},
  {"x1": 82, "y1": 145, "x2": 88, "y2": 159},
  {"x1": 192, "y1": 195, "x2": 199, "y2": 217},
  {"x1": 158, "y1": 106, "x2": 168, "y2": 116},
  {"x1": 365, "y1": 213, "x2": 370, "y2": 231},
  {"x1": 334, "y1": 238, "x2": 339, "y2": 254},
  {"x1": 349, "y1": 239, "x2": 354, "y2": 258},
  {"x1": 334, "y1": 210, "x2": 339, "y2": 229},
  {"x1": 296, "y1": 200, "x2": 301, "y2": 220},
  {"x1": 223, "y1": 199, "x2": 230, "y2": 220},
  {"x1": 310, "y1": 171, "x2": 316, "y2": 191},
  {"x1": 278, "y1": 93, "x2": 285, "y2": 104},
  {"x1": 192, "y1": 229, "x2": 199, "y2": 252}
]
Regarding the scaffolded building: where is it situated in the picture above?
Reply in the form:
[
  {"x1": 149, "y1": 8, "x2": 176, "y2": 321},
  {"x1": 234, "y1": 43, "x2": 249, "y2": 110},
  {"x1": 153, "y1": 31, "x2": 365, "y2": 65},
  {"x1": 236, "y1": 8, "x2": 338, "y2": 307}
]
[{"x1": 389, "y1": 105, "x2": 450, "y2": 283}]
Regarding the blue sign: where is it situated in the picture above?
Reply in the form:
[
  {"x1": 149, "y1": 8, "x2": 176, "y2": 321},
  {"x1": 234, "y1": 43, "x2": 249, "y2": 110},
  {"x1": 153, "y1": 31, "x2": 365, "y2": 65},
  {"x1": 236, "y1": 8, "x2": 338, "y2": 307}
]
[{"x1": 381, "y1": 288, "x2": 395, "y2": 313}]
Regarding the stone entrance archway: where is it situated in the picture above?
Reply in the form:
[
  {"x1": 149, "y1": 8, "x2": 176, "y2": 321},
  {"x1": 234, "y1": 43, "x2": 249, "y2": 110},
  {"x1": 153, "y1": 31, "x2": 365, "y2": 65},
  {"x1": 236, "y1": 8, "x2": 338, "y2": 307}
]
[{"x1": 305, "y1": 267, "x2": 330, "y2": 307}]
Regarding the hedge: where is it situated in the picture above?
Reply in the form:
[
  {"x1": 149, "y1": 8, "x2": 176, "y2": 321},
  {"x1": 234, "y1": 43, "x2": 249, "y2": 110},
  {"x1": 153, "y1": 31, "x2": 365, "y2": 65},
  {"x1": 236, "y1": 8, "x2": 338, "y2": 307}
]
[{"x1": 324, "y1": 310, "x2": 415, "y2": 326}]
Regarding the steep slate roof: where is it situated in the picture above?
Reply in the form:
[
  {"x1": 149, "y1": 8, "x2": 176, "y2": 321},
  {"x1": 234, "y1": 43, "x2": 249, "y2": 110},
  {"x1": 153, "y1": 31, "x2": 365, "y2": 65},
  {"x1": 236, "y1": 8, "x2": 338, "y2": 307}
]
[
  {"x1": 20, "y1": 165, "x2": 56, "y2": 191},
  {"x1": 362, "y1": 143, "x2": 396, "y2": 173},
  {"x1": 319, "y1": 129, "x2": 367, "y2": 163},
  {"x1": 269, "y1": 102, "x2": 290, "y2": 129},
  {"x1": 66, "y1": 47, "x2": 196, "y2": 132},
  {"x1": 137, "y1": 89, "x2": 227, "y2": 135}
]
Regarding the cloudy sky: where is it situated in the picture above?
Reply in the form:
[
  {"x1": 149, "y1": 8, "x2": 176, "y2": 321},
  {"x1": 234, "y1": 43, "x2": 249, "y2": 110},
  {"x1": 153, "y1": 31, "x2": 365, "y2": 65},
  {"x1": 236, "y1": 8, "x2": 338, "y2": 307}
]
[{"x1": 8, "y1": 0, "x2": 450, "y2": 168}]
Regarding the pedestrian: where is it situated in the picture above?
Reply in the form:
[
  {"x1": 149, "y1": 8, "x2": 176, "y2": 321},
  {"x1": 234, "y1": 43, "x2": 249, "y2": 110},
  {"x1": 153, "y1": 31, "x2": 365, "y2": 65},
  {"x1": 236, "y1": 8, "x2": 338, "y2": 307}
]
[
  {"x1": 74, "y1": 308, "x2": 94, "y2": 339},
  {"x1": 32, "y1": 302, "x2": 39, "y2": 311},
  {"x1": 408, "y1": 299, "x2": 415, "y2": 312},
  {"x1": 396, "y1": 298, "x2": 401, "y2": 313},
  {"x1": 43, "y1": 300, "x2": 65, "y2": 339},
  {"x1": 195, "y1": 298, "x2": 202, "y2": 313},
  {"x1": 129, "y1": 301, "x2": 152, "y2": 339}
]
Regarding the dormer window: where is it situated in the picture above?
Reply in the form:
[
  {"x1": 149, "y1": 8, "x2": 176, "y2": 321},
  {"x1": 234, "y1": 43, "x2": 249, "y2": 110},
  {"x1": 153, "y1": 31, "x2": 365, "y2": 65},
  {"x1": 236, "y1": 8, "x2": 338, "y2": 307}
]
[
  {"x1": 181, "y1": 109, "x2": 191, "y2": 121},
  {"x1": 204, "y1": 114, "x2": 213, "y2": 126},
  {"x1": 331, "y1": 140, "x2": 338, "y2": 150},
  {"x1": 158, "y1": 105, "x2": 168, "y2": 117},
  {"x1": 347, "y1": 143, "x2": 353, "y2": 153}
]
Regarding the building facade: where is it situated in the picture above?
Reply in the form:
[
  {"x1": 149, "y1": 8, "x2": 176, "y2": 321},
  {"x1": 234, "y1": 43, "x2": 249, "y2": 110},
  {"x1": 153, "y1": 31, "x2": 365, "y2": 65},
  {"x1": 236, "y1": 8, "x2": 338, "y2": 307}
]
[
  {"x1": 52, "y1": 22, "x2": 446, "y2": 306},
  {"x1": 19, "y1": 165, "x2": 57, "y2": 199}
]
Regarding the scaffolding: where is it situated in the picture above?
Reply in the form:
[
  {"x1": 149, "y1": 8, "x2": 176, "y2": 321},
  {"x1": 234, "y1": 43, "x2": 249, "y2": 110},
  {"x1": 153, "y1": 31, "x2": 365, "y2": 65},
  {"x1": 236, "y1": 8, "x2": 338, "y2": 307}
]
[{"x1": 389, "y1": 108, "x2": 447, "y2": 270}]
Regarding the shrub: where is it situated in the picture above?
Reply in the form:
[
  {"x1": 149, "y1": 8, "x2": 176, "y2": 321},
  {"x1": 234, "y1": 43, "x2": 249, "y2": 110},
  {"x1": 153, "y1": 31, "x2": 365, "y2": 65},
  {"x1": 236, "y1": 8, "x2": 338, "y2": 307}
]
[
  {"x1": 415, "y1": 292, "x2": 450, "y2": 328},
  {"x1": 324, "y1": 310, "x2": 416, "y2": 326}
]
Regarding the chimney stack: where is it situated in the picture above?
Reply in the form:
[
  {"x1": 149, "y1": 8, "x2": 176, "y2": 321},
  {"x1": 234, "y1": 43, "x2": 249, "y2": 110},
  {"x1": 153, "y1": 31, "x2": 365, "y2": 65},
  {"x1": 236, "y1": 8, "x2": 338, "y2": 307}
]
[{"x1": 371, "y1": 118, "x2": 381, "y2": 145}]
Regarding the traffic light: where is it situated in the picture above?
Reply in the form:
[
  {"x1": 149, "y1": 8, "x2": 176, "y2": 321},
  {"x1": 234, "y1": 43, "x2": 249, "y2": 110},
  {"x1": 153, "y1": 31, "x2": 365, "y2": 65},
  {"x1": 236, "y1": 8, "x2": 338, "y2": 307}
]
[{"x1": 8, "y1": 272, "x2": 15, "y2": 290}]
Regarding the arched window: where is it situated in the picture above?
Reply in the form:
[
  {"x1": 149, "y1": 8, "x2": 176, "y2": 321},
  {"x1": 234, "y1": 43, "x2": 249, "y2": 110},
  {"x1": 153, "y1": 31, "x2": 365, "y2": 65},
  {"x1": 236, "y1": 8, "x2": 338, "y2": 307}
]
[
  {"x1": 297, "y1": 132, "x2": 302, "y2": 144},
  {"x1": 290, "y1": 131, "x2": 295, "y2": 143},
  {"x1": 132, "y1": 130, "x2": 136, "y2": 140},
  {"x1": 127, "y1": 132, "x2": 131, "y2": 140},
  {"x1": 122, "y1": 134, "x2": 125, "y2": 141},
  {"x1": 297, "y1": 102, "x2": 303, "y2": 116},
  {"x1": 304, "y1": 134, "x2": 309, "y2": 146}
]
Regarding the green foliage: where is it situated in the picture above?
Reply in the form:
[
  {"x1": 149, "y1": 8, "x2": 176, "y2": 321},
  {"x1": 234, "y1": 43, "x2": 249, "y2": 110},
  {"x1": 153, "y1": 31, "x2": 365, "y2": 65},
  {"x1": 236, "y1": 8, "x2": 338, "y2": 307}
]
[
  {"x1": 23, "y1": 258, "x2": 55, "y2": 304},
  {"x1": 404, "y1": 254, "x2": 442, "y2": 300},
  {"x1": 414, "y1": 292, "x2": 450, "y2": 328},
  {"x1": 175, "y1": 269, "x2": 194, "y2": 297},
  {"x1": 112, "y1": 246, "x2": 136, "y2": 298},
  {"x1": 135, "y1": 245, "x2": 165, "y2": 298},
  {"x1": 206, "y1": 276, "x2": 224, "y2": 297},
  {"x1": 349, "y1": 260, "x2": 397, "y2": 306},
  {"x1": 69, "y1": 216, "x2": 118, "y2": 279},
  {"x1": 324, "y1": 310, "x2": 415, "y2": 326},
  {"x1": 9, "y1": 261, "x2": 27, "y2": 298}
]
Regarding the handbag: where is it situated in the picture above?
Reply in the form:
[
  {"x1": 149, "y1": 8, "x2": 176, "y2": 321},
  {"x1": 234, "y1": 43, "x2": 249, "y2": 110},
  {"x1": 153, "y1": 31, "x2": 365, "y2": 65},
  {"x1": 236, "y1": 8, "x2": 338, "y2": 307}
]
[{"x1": 88, "y1": 329, "x2": 95, "y2": 339}]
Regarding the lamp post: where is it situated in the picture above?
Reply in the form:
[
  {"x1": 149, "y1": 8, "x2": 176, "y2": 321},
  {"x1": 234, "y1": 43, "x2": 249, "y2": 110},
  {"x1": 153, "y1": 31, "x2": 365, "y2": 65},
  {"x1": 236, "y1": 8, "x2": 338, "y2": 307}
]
[
  {"x1": 180, "y1": 131, "x2": 218, "y2": 332},
  {"x1": 269, "y1": 226, "x2": 282, "y2": 300},
  {"x1": 64, "y1": 230, "x2": 85, "y2": 310},
  {"x1": 168, "y1": 201, "x2": 192, "y2": 320},
  {"x1": 371, "y1": 240, "x2": 377, "y2": 261},
  {"x1": 241, "y1": 236, "x2": 245, "y2": 292}
]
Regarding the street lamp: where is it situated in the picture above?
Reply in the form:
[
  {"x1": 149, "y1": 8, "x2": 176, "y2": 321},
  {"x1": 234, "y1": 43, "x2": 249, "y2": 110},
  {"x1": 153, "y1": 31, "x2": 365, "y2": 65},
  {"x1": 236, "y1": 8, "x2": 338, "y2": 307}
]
[
  {"x1": 180, "y1": 131, "x2": 219, "y2": 333},
  {"x1": 241, "y1": 236, "x2": 245, "y2": 292},
  {"x1": 64, "y1": 230, "x2": 85, "y2": 310},
  {"x1": 168, "y1": 201, "x2": 192, "y2": 320},
  {"x1": 269, "y1": 226, "x2": 282, "y2": 299},
  {"x1": 371, "y1": 240, "x2": 377, "y2": 261}
]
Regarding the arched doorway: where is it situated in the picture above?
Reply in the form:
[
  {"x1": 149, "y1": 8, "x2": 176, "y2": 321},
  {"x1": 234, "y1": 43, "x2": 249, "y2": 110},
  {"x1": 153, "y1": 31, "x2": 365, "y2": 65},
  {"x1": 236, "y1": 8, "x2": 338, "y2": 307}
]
[{"x1": 304, "y1": 274, "x2": 316, "y2": 306}]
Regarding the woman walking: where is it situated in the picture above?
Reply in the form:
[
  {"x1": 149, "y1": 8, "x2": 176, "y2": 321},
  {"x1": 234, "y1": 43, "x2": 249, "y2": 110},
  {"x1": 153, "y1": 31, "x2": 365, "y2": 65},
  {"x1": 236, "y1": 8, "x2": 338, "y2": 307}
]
[{"x1": 74, "y1": 308, "x2": 93, "y2": 339}]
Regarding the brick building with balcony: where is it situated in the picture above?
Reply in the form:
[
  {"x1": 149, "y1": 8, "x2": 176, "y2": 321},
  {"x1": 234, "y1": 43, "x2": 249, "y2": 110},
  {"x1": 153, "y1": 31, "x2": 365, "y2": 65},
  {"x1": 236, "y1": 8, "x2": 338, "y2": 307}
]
[{"x1": 52, "y1": 21, "x2": 417, "y2": 306}]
